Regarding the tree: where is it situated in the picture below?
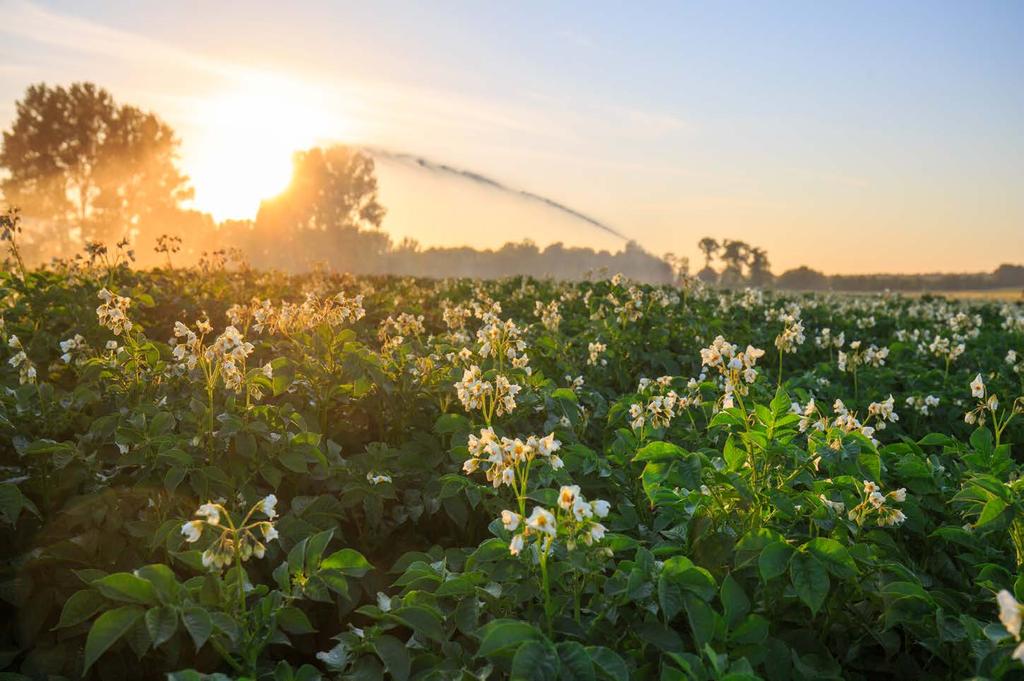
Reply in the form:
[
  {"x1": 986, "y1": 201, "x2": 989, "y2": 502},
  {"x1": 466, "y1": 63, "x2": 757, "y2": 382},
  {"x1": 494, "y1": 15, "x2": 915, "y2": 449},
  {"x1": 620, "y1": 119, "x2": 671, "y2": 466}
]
[
  {"x1": 719, "y1": 239, "x2": 749, "y2": 285},
  {"x1": 698, "y1": 237, "x2": 720, "y2": 269},
  {"x1": 252, "y1": 146, "x2": 388, "y2": 270},
  {"x1": 776, "y1": 266, "x2": 830, "y2": 291},
  {"x1": 255, "y1": 146, "x2": 385, "y2": 234},
  {"x1": 0, "y1": 82, "x2": 192, "y2": 249},
  {"x1": 746, "y1": 246, "x2": 773, "y2": 286}
]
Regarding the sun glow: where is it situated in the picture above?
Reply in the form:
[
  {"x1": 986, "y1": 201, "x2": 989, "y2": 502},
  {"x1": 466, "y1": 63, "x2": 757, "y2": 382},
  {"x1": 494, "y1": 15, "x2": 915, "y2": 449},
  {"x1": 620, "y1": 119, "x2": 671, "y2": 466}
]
[{"x1": 185, "y1": 75, "x2": 337, "y2": 222}]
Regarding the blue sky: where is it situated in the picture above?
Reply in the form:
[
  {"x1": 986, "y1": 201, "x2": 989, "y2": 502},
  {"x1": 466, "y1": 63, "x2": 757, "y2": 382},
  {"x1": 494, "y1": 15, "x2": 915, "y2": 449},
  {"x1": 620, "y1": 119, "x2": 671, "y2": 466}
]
[{"x1": 1, "y1": 0, "x2": 1022, "y2": 273}]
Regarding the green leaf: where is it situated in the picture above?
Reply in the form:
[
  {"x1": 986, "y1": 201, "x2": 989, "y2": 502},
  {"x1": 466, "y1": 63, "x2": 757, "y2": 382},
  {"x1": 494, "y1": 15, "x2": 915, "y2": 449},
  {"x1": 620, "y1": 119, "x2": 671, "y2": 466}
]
[
  {"x1": 373, "y1": 634, "x2": 410, "y2": 681},
  {"x1": 182, "y1": 606, "x2": 213, "y2": 650},
  {"x1": 271, "y1": 358, "x2": 296, "y2": 396},
  {"x1": 770, "y1": 387, "x2": 792, "y2": 416},
  {"x1": 83, "y1": 605, "x2": 144, "y2": 673},
  {"x1": 723, "y1": 435, "x2": 747, "y2": 470},
  {"x1": 731, "y1": 614, "x2": 769, "y2": 645},
  {"x1": 93, "y1": 572, "x2": 158, "y2": 605},
  {"x1": 970, "y1": 426, "x2": 994, "y2": 454},
  {"x1": 634, "y1": 621, "x2": 684, "y2": 653},
  {"x1": 557, "y1": 641, "x2": 596, "y2": 681},
  {"x1": 803, "y1": 538, "x2": 858, "y2": 579},
  {"x1": 434, "y1": 413, "x2": 470, "y2": 435},
  {"x1": 277, "y1": 606, "x2": 317, "y2": 635},
  {"x1": 320, "y1": 548, "x2": 372, "y2": 576},
  {"x1": 720, "y1": 574, "x2": 750, "y2": 627},
  {"x1": 976, "y1": 497, "x2": 1009, "y2": 528},
  {"x1": 684, "y1": 595, "x2": 716, "y2": 648},
  {"x1": 56, "y1": 589, "x2": 107, "y2": 629},
  {"x1": 510, "y1": 640, "x2": 559, "y2": 681},
  {"x1": 633, "y1": 441, "x2": 686, "y2": 462},
  {"x1": 790, "y1": 552, "x2": 829, "y2": 615},
  {"x1": 586, "y1": 646, "x2": 629, "y2": 681},
  {"x1": 758, "y1": 541, "x2": 792, "y2": 581},
  {"x1": 391, "y1": 605, "x2": 446, "y2": 643},
  {"x1": 134, "y1": 564, "x2": 180, "y2": 603},
  {"x1": 145, "y1": 606, "x2": 178, "y2": 648},
  {"x1": 477, "y1": 619, "x2": 542, "y2": 657},
  {"x1": 918, "y1": 433, "x2": 954, "y2": 447},
  {"x1": 303, "y1": 529, "x2": 335, "y2": 570},
  {"x1": 279, "y1": 448, "x2": 308, "y2": 473}
]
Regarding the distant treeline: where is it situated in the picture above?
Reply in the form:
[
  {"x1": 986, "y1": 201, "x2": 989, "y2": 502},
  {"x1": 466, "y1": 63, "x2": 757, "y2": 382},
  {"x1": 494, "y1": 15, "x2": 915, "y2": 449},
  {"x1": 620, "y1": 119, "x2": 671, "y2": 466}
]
[
  {"x1": 772, "y1": 264, "x2": 1024, "y2": 293},
  {"x1": 695, "y1": 237, "x2": 1024, "y2": 293}
]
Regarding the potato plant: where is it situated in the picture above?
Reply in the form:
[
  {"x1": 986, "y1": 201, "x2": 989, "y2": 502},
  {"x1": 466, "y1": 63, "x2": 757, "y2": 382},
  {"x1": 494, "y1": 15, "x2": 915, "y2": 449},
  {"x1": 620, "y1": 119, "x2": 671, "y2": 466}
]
[{"x1": 1, "y1": 258, "x2": 1024, "y2": 680}]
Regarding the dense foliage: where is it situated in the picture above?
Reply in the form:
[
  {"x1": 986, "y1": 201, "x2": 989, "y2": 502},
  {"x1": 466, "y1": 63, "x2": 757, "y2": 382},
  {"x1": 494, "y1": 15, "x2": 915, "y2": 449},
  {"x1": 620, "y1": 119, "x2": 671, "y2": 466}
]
[{"x1": 2, "y1": 257, "x2": 1024, "y2": 681}]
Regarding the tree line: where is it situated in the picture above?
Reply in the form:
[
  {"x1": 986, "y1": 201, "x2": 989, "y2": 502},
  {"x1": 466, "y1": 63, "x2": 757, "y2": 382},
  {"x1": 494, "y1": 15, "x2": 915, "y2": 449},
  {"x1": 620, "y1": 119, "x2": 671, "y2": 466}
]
[
  {"x1": 1, "y1": 82, "x2": 1019, "y2": 291},
  {"x1": 693, "y1": 237, "x2": 1024, "y2": 293},
  {"x1": 0, "y1": 82, "x2": 673, "y2": 283}
]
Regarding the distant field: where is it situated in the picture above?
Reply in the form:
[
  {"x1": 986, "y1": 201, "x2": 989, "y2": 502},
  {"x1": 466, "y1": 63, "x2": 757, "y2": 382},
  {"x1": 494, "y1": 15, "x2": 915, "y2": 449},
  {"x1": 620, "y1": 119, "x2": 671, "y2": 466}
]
[{"x1": 922, "y1": 287, "x2": 1024, "y2": 301}]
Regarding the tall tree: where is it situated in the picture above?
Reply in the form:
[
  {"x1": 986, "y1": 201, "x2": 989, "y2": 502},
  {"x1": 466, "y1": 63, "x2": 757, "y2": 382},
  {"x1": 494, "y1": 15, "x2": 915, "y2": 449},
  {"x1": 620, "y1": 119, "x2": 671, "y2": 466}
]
[
  {"x1": 697, "y1": 237, "x2": 720, "y2": 269},
  {"x1": 720, "y1": 239, "x2": 749, "y2": 276},
  {"x1": 252, "y1": 146, "x2": 388, "y2": 270},
  {"x1": 255, "y1": 146, "x2": 385, "y2": 233},
  {"x1": 746, "y1": 246, "x2": 773, "y2": 285},
  {"x1": 0, "y1": 82, "x2": 192, "y2": 249}
]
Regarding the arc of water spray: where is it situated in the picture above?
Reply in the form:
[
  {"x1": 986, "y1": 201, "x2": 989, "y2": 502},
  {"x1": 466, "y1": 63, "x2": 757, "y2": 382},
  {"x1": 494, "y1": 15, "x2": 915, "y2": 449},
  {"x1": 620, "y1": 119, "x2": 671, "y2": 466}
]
[{"x1": 359, "y1": 146, "x2": 630, "y2": 242}]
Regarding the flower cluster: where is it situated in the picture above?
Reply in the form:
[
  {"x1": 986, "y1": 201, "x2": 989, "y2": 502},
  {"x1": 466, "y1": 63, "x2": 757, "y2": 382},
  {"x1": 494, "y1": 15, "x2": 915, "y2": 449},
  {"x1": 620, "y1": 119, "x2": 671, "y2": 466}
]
[
  {"x1": 441, "y1": 302, "x2": 473, "y2": 332},
  {"x1": 475, "y1": 313, "x2": 531, "y2": 370},
  {"x1": 905, "y1": 394, "x2": 940, "y2": 415},
  {"x1": 462, "y1": 428, "x2": 563, "y2": 488},
  {"x1": 815, "y1": 327, "x2": 845, "y2": 350},
  {"x1": 964, "y1": 373, "x2": 1023, "y2": 431},
  {"x1": 181, "y1": 496, "x2": 280, "y2": 570},
  {"x1": 454, "y1": 365, "x2": 521, "y2": 419},
  {"x1": 534, "y1": 300, "x2": 562, "y2": 332},
  {"x1": 379, "y1": 312, "x2": 425, "y2": 341},
  {"x1": 848, "y1": 480, "x2": 907, "y2": 527},
  {"x1": 587, "y1": 341, "x2": 607, "y2": 367},
  {"x1": 628, "y1": 376, "x2": 695, "y2": 432},
  {"x1": 926, "y1": 335, "x2": 965, "y2": 365},
  {"x1": 699, "y1": 336, "x2": 765, "y2": 406},
  {"x1": 1007, "y1": 350, "x2": 1024, "y2": 377},
  {"x1": 233, "y1": 292, "x2": 365, "y2": 335},
  {"x1": 606, "y1": 285, "x2": 645, "y2": 324},
  {"x1": 838, "y1": 340, "x2": 889, "y2": 372},
  {"x1": 172, "y1": 320, "x2": 261, "y2": 393},
  {"x1": 59, "y1": 334, "x2": 88, "y2": 365},
  {"x1": 965, "y1": 373, "x2": 999, "y2": 425},
  {"x1": 501, "y1": 485, "x2": 610, "y2": 556},
  {"x1": 793, "y1": 397, "x2": 897, "y2": 447},
  {"x1": 96, "y1": 288, "x2": 133, "y2": 336},
  {"x1": 774, "y1": 314, "x2": 806, "y2": 354},
  {"x1": 865, "y1": 394, "x2": 899, "y2": 430},
  {"x1": 7, "y1": 334, "x2": 36, "y2": 384}
]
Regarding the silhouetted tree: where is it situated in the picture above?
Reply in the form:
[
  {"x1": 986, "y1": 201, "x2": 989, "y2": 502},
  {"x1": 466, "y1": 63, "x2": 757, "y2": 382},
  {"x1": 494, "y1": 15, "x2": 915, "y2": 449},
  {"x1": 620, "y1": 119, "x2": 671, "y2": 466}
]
[
  {"x1": 256, "y1": 146, "x2": 385, "y2": 233},
  {"x1": 719, "y1": 239, "x2": 749, "y2": 285},
  {"x1": 253, "y1": 146, "x2": 387, "y2": 271},
  {"x1": 0, "y1": 82, "x2": 191, "y2": 249},
  {"x1": 746, "y1": 246, "x2": 773, "y2": 286},
  {"x1": 776, "y1": 266, "x2": 830, "y2": 291},
  {"x1": 698, "y1": 237, "x2": 719, "y2": 269}
]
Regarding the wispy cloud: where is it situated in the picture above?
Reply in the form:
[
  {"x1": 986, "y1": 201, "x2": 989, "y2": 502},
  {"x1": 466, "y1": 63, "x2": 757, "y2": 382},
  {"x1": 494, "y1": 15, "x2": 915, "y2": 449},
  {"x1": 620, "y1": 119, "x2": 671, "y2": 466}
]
[{"x1": 0, "y1": 0, "x2": 239, "y2": 79}]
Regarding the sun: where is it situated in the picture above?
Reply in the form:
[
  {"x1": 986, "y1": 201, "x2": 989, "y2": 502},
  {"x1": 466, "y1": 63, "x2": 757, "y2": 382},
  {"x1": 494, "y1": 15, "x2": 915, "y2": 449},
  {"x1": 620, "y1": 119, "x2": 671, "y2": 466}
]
[{"x1": 185, "y1": 75, "x2": 337, "y2": 222}]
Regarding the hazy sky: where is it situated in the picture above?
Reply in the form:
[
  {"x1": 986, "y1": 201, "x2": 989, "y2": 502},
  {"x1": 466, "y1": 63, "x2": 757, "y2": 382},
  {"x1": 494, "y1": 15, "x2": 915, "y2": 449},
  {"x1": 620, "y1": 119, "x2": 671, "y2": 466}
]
[{"x1": 1, "y1": 0, "x2": 1022, "y2": 274}]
